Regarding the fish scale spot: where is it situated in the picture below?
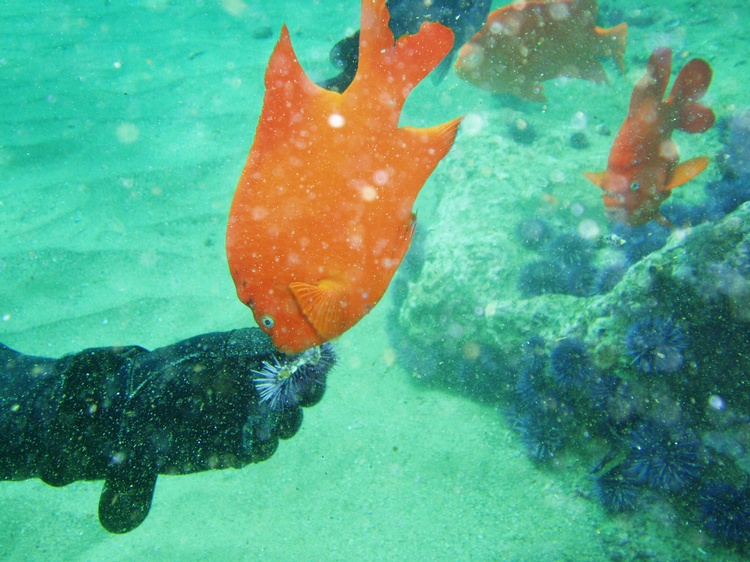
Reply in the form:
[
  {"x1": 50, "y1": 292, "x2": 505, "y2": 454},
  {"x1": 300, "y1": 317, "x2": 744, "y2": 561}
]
[
  {"x1": 348, "y1": 234, "x2": 364, "y2": 250},
  {"x1": 251, "y1": 207, "x2": 268, "y2": 220},
  {"x1": 373, "y1": 170, "x2": 389, "y2": 185}
]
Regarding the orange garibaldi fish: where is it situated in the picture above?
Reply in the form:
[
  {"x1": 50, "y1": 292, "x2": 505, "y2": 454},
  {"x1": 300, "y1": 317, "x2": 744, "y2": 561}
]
[
  {"x1": 584, "y1": 47, "x2": 715, "y2": 227},
  {"x1": 454, "y1": 0, "x2": 627, "y2": 102},
  {"x1": 226, "y1": 0, "x2": 462, "y2": 354}
]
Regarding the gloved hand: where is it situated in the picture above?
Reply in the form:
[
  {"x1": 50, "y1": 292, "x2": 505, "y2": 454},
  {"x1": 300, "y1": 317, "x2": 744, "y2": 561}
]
[{"x1": 0, "y1": 328, "x2": 335, "y2": 533}]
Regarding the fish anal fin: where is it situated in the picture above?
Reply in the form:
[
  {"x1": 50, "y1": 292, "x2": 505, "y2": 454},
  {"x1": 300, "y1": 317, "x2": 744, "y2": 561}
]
[
  {"x1": 354, "y1": 0, "x2": 454, "y2": 112},
  {"x1": 664, "y1": 157, "x2": 710, "y2": 191},
  {"x1": 289, "y1": 279, "x2": 347, "y2": 340},
  {"x1": 583, "y1": 171, "x2": 605, "y2": 188}
]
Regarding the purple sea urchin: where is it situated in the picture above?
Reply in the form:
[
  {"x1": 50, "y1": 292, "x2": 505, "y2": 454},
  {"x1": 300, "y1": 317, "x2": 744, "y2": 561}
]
[
  {"x1": 253, "y1": 344, "x2": 335, "y2": 411},
  {"x1": 699, "y1": 481, "x2": 750, "y2": 550},
  {"x1": 551, "y1": 338, "x2": 595, "y2": 389},
  {"x1": 621, "y1": 420, "x2": 701, "y2": 493},
  {"x1": 516, "y1": 218, "x2": 551, "y2": 249},
  {"x1": 593, "y1": 466, "x2": 640, "y2": 513},
  {"x1": 515, "y1": 408, "x2": 564, "y2": 463},
  {"x1": 624, "y1": 316, "x2": 688, "y2": 374}
]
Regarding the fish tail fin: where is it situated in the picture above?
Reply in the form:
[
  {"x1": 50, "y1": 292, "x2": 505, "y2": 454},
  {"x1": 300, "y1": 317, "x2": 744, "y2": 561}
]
[
  {"x1": 353, "y1": 0, "x2": 454, "y2": 115},
  {"x1": 596, "y1": 22, "x2": 628, "y2": 74},
  {"x1": 628, "y1": 47, "x2": 672, "y2": 120},
  {"x1": 668, "y1": 58, "x2": 716, "y2": 133}
]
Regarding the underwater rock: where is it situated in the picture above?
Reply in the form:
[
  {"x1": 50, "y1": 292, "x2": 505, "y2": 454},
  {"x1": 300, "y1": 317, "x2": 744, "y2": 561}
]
[
  {"x1": 395, "y1": 198, "x2": 750, "y2": 393},
  {"x1": 717, "y1": 108, "x2": 750, "y2": 179},
  {"x1": 390, "y1": 123, "x2": 750, "y2": 548}
]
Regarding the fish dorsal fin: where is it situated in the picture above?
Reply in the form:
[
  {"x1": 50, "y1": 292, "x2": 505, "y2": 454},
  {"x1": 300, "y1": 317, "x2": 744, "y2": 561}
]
[
  {"x1": 352, "y1": 0, "x2": 455, "y2": 120},
  {"x1": 629, "y1": 47, "x2": 671, "y2": 120},
  {"x1": 583, "y1": 171, "x2": 605, "y2": 188},
  {"x1": 664, "y1": 157, "x2": 710, "y2": 191},
  {"x1": 289, "y1": 279, "x2": 348, "y2": 340}
]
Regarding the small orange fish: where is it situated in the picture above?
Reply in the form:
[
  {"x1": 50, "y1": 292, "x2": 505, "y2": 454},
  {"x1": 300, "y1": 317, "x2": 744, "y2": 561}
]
[
  {"x1": 454, "y1": 0, "x2": 627, "y2": 102},
  {"x1": 584, "y1": 47, "x2": 715, "y2": 227},
  {"x1": 226, "y1": 0, "x2": 462, "y2": 354}
]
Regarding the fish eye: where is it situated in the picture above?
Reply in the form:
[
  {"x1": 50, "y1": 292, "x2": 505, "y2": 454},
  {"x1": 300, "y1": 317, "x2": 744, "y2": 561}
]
[
  {"x1": 630, "y1": 181, "x2": 640, "y2": 192},
  {"x1": 260, "y1": 315, "x2": 275, "y2": 329}
]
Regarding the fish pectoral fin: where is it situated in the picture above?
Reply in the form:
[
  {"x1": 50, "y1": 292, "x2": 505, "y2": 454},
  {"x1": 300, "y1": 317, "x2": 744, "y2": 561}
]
[
  {"x1": 289, "y1": 279, "x2": 347, "y2": 340},
  {"x1": 664, "y1": 157, "x2": 710, "y2": 191},
  {"x1": 583, "y1": 171, "x2": 604, "y2": 187}
]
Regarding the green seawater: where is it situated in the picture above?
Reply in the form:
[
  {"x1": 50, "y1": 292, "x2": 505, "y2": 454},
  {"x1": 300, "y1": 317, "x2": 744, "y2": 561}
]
[{"x1": 2, "y1": 1, "x2": 749, "y2": 560}]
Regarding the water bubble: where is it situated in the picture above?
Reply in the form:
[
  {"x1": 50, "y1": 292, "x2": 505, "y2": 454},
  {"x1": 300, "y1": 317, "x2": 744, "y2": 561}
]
[
  {"x1": 548, "y1": 3, "x2": 570, "y2": 20},
  {"x1": 462, "y1": 113, "x2": 485, "y2": 136},
  {"x1": 578, "y1": 218, "x2": 601, "y2": 240},
  {"x1": 116, "y1": 123, "x2": 140, "y2": 144},
  {"x1": 570, "y1": 111, "x2": 588, "y2": 131},
  {"x1": 549, "y1": 169, "x2": 566, "y2": 184},
  {"x1": 570, "y1": 202, "x2": 586, "y2": 217},
  {"x1": 709, "y1": 395, "x2": 725, "y2": 411},
  {"x1": 328, "y1": 113, "x2": 345, "y2": 128},
  {"x1": 360, "y1": 185, "x2": 378, "y2": 202}
]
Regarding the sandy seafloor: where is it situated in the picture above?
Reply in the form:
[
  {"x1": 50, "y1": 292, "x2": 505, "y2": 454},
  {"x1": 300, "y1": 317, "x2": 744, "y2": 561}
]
[{"x1": 1, "y1": 0, "x2": 749, "y2": 560}]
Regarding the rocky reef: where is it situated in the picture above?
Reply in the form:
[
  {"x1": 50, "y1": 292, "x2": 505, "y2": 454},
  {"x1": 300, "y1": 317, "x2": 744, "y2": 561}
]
[{"x1": 388, "y1": 110, "x2": 750, "y2": 555}]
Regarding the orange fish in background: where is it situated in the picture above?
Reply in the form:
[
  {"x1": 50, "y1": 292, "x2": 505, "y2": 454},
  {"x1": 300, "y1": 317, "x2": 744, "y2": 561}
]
[
  {"x1": 226, "y1": 0, "x2": 462, "y2": 354},
  {"x1": 584, "y1": 47, "x2": 715, "y2": 227},
  {"x1": 454, "y1": 0, "x2": 627, "y2": 102}
]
